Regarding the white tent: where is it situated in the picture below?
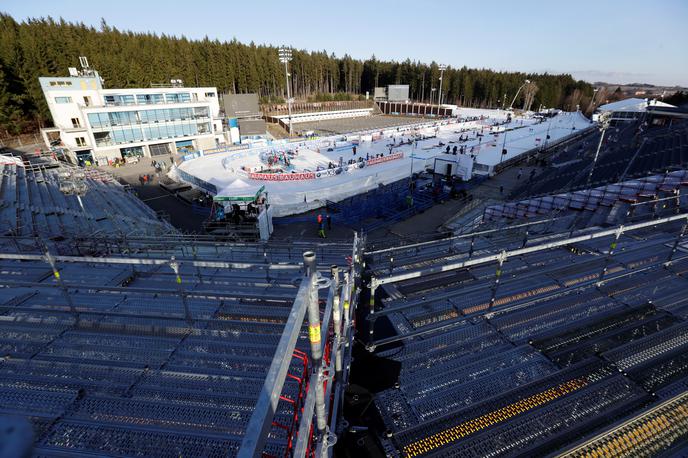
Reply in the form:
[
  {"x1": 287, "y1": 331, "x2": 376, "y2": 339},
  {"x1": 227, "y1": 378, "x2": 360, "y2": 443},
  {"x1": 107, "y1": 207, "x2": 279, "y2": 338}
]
[
  {"x1": 215, "y1": 179, "x2": 265, "y2": 202},
  {"x1": 597, "y1": 98, "x2": 675, "y2": 113}
]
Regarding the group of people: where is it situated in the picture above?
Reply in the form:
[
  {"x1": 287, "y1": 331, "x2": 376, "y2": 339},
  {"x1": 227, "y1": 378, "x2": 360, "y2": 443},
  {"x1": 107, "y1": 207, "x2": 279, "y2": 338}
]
[
  {"x1": 344, "y1": 156, "x2": 365, "y2": 166},
  {"x1": 108, "y1": 157, "x2": 131, "y2": 167},
  {"x1": 265, "y1": 151, "x2": 291, "y2": 168},
  {"x1": 138, "y1": 173, "x2": 155, "y2": 185},
  {"x1": 515, "y1": 167, "x2": 537, "y2": 182},
  {"x1": 445, "y1": 144, "x2": 470, "y2": 155},
  {"x1": 151, "y1": 159, "x2": 168, "y2": 171},
  {"x1": 138, "y1": 158, "x2": 171, "y2": 186},
  {"x1": 316, "y1": 213, "x2": 332, "y2": 238}
]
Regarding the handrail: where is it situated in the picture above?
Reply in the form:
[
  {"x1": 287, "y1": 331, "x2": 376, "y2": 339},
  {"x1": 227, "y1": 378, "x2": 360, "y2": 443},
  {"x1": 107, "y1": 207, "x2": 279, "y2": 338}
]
[
  {"x1": 370, "y1": 212, "x2": 688, "y2": 289},
  {"x1": 365, "y1": 214, "x2": 565, "y2": 257},
  {"x1": 238, "y1": 271, "x2": 314, "y2": 457},
  {"x1": 238, "y1": 233, "x2": 361, "y2": 457},
  {"x1": 0, "y1": 252, "x2": 302, "y2": 271}
]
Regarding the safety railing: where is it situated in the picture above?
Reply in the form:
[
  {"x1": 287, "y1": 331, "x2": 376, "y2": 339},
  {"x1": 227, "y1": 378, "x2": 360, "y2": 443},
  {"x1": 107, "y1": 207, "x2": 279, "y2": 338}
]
[
  {"x1": 239, "y1": 233, "x2": 361, "y2": 457},
  {"x1": 366, "y1": 213, "x2": 688, "y2": 349},
  {"x1": 0, "y1": 231, "x2": 363, "y2": 457}
]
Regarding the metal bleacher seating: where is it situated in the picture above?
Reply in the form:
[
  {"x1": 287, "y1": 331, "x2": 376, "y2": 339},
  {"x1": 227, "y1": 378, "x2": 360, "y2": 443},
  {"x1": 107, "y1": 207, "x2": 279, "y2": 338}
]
[
  {"x1": 0, "y1": 231, "x2": 361, "y2": 457},
  {"x1": 0, "y1": 162, "x2": 175, "y2": 238},
  {"x1": 362, "y1": 209, "x2": 688, "y2": 457},
  {"x1": 484, "y1": 169, "x2": 688, "y2": 229},
  {"x1": 511, "y1": 121, "x2": 688, "y2": 200},
  {"x1": 0, "y1": 153, "x2": 363, "y2": 457},
  {"x1": 5, "y1": 118, "x2": 688, "y2": 456}
]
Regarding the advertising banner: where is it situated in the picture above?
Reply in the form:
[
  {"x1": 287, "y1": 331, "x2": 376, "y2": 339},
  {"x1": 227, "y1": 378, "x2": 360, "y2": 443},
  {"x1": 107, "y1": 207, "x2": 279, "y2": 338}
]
[
  {"x1": 365, "y1": 152, "x2": 404, "y2": 166},
  {"x1": 248, "y1": 171, "x2": 316, "y2": 181},
  {"x1": 314, "y1": 168, "x2": 343, "y2": 179}
]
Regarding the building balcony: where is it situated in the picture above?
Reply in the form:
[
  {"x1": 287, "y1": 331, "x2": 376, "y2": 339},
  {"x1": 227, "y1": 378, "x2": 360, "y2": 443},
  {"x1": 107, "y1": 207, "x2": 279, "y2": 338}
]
[
  {"x1": 88, "y1": 116, "x2": 211, "y2": 131},
  {"x1": 62, "y1": 126, "x2": 89, "y2": 133},
  {"x1": 101, "y1": 99, "x2": 211, "y2": 108}
]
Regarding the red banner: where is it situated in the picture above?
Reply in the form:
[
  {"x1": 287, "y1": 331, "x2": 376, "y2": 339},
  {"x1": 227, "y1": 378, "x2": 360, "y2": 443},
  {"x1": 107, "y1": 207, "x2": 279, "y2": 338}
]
[
  {"x1": 248, "y1": 171, "x2": 316, "y2": 181},
  {"x1": 366, "y1": 152, "x2": 404, "y2": 166}
]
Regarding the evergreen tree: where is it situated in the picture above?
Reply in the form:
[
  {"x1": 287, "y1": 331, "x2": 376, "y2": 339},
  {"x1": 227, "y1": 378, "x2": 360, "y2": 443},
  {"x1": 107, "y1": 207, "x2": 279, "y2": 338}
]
[{"x1": 0, "y1": 13, "x2": 594, "y2": 135}]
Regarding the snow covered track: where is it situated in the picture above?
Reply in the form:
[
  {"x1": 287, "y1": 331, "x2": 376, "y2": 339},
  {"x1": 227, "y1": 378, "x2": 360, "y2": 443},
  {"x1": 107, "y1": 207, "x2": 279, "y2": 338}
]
[{"x1": 175, "y1": 110, "x2": 593, "y2": 216}]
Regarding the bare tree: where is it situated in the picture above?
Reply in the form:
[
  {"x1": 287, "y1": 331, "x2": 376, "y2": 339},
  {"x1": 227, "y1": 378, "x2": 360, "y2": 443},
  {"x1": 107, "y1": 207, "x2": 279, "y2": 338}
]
[{"x1": 522, "y1": 81, "x2": 539, "y2": 111}]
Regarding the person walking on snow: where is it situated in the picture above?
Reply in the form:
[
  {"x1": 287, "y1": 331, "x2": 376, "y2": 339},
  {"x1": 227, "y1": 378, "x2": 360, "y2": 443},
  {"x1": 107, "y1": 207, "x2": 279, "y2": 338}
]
[{"x1": 318, "y1": 219, "x2": 326, "y2": 238}]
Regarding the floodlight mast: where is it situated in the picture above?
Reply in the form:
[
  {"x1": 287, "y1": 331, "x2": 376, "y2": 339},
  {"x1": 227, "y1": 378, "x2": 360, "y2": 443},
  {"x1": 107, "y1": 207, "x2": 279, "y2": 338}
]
[
  {"x1": 509, "y1": 79, "x2": 530, "y2": 109},
  {"x1": 278, "y1": 47, "x2": 293, "y2": 136},
  {"x1": 585, "y1": 111, "x2": 612, "y2": 188},
  {"x1": 437, "y1": 64, "x2": 447, "y2": 112},
  {"x1": 587, "y1": 88, "x2": 600, "y2": 114}
]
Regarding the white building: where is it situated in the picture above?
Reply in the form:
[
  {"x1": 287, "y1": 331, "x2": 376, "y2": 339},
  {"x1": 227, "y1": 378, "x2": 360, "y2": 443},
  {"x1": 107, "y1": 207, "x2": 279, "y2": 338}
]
[{"x1": 40, "y1": 68, "x2": 225, "y2": 164}]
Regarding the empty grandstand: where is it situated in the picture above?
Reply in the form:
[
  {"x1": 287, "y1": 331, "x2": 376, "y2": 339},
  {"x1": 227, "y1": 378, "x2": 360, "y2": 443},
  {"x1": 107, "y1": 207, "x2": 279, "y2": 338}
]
[
  {"x1": 359, "y1": 210, "x2": 688, "y2": 457},
  {"x1": 484, "y1": 170, "x2": 688, "y2": 229},
  {"x1": 511, "y1": 119, "x2": 688, "y2": 199},
  {"x1": 0, "y1": 146, "x2": 364, "y2": 456},
  {"x1": 0, "y1": 229, "x2": 362, "y2": 456},
  {"x1": 1, "y1": 155, "x2": 174, "y2": 239},
  {"x1": 5, "y1": 90, "x2": 688, "y2": 458}
]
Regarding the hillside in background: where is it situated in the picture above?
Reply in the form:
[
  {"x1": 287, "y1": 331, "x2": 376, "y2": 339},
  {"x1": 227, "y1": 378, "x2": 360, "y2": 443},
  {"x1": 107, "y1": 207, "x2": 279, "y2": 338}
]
[{"x1": 0, "y1": 14, "x2": 594, "y2": 135}]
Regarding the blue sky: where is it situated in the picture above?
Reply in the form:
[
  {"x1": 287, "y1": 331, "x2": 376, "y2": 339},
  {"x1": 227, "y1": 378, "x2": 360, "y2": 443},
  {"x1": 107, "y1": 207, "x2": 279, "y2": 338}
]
[{"x1": 3, "y1": 0, "x2": 687, "y2": 86}]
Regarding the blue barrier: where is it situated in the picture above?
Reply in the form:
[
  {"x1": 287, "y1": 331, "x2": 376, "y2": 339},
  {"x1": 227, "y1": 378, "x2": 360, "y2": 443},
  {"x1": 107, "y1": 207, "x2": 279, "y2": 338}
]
[
  {"x1": 176, "y1": 169, "x2": 217, "y2": 195},
  {"x1": 275, "y1": 173, "x2": 483, "y2": 232}
]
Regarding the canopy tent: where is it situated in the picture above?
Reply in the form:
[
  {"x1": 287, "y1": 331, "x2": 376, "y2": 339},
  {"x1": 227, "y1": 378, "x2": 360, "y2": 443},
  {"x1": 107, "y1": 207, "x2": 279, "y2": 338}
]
[
  {"x1": 597, "y1": 98, "x2": 675, "y2": 113},
  {"x1": 214, "y1": 179, "x2": 265, "y2": 202}
]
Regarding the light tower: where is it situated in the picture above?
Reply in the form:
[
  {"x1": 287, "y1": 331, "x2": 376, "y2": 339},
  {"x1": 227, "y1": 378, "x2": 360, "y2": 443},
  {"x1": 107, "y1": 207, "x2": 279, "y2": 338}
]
[
  {"x1": 278, "y1": 46, "x2": 293, "y2": 136},
  {"x1": 587, "y1": 88, "x2": 599, "y2": 115},
  {"x1": 437, "y1": 64, "x2": 447, "y2": 111}
]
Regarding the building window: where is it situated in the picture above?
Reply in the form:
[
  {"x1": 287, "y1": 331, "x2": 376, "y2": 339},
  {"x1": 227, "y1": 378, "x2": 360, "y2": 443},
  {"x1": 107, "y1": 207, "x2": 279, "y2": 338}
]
[
  {"x1": 120, "y1": 146, "x2": 144, "y2": 158},
  {"x1": 94, "y1": 132, "x2": 112, "y2": 146},
  {"x1": 83, "y1": 96, "x2": 91, "y2": 107},
  {"x1": 136, "y1": 94, "x2": 164, "y2": 105},
  {"x1": 165, "y1": 92, "x2": 191, "y2": 104},
  {"x1": 75, "y1": 137, "x2": 86, "y2": 147},
  {"x1": 71, "y1": 118, "x2": 81, "y2": 128},
  {"x1": 119, "y1": 95, "x2": 135, "y2": 105},
  {"x1": 87, "y1": 113, "x2": 111, "y2": 129},
  {"x1": 55, "y1": 96, "x2": 72, "y2": 104},
  {"x1": 204, "y1": 92, "x2": 215, "y2": 97},
  {"x1": 149, "y1": 143, "x2": 170, "y2": 156},
  {"x1": 111, "y1": 126, "x2": 144, "y2": 144},
  {"x1": 193, "y1": 107, "x2": 209, "y2": 118}
]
